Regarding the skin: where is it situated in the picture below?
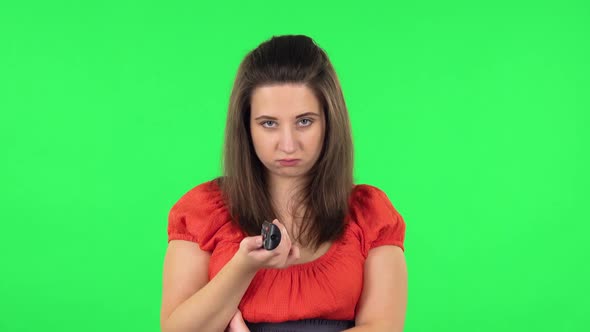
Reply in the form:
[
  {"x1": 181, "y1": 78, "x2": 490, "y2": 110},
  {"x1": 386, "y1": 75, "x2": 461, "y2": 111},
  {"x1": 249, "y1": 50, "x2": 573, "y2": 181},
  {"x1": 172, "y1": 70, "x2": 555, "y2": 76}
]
[
  {"x1": 160, "y1": 84, "x2": 316, "y2": 332},
  {"x1": 226, "y1": 83, "x2": 327, "y2": 332},
  {"x1": 249, "y1": 83, "x2": 326, "y2": 233},
  {"x1": 230, "y1": 83, "x2": 408, "y2": 331},
  {"x1": 161, "y1": 83, "x2": 407, "y2": 332}
]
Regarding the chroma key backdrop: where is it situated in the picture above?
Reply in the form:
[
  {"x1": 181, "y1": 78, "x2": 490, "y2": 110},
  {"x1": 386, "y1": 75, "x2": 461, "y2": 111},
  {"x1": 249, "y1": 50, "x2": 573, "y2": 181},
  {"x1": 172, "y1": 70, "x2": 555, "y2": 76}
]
[{"x1": 0, "y1": 1, "x2": 588, "y2": 331}]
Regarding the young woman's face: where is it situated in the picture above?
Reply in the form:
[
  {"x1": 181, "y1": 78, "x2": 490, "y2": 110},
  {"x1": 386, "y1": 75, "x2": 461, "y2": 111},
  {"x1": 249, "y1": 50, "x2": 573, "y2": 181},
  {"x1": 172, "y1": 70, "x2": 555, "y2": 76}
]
[{"x1": 250, "y1": 83, "x2": 325, "y2": 181}]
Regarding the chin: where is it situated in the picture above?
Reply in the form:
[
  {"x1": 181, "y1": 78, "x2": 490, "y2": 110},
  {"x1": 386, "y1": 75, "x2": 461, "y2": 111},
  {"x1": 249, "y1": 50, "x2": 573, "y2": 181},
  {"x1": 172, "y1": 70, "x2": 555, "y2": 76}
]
[{"x1": 272, "y1": 168, "x2": 307, "y2": 178}]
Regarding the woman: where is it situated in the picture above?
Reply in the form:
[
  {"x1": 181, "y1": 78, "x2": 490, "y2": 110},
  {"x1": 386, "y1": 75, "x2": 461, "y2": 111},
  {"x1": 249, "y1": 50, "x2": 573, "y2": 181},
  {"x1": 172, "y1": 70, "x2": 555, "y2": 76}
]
[{"x1": 160, "y1": 34, "x2": 407, "y2": 332}]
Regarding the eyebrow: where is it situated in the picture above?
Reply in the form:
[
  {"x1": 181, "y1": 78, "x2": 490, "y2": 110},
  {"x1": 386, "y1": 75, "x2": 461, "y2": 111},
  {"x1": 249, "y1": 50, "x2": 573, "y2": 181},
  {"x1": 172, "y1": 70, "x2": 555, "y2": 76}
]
[{"x1": 254, "y1": 112, "x2": 320, "y2": 121}]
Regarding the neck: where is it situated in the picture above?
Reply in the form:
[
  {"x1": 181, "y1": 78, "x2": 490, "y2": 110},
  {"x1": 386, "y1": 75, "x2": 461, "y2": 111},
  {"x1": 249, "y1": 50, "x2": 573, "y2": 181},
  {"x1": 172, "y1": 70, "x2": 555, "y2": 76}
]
[
  {"x1": 266, "y1": 173, "x2": 304, "y2": 203},
  {"x1": 266, "y1": 174, "x2": 306, "y2": 235}
]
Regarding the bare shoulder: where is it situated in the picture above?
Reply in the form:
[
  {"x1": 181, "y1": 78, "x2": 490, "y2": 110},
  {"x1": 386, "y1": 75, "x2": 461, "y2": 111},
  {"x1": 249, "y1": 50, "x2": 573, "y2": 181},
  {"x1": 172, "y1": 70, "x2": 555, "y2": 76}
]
[{"x1": 160, "y1": 240, "x2": 211, "y2": 326}]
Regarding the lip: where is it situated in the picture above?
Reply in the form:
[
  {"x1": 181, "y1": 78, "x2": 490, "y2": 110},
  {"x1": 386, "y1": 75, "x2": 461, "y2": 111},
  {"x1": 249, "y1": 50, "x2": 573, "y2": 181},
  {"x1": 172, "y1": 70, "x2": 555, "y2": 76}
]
[{"x1": 278, "y1": 159, "x2": 300, "y2": 166}]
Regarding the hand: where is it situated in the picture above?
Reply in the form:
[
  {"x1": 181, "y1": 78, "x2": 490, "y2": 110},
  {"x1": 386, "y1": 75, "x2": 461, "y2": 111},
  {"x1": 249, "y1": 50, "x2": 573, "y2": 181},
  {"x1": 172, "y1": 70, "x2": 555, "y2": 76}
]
[
  {"x1": 236, "y1": 219, "x2": 301, "y2": 272},
  {"x1": 224, "y1": 309, "x2": 250, "y2": 332}
]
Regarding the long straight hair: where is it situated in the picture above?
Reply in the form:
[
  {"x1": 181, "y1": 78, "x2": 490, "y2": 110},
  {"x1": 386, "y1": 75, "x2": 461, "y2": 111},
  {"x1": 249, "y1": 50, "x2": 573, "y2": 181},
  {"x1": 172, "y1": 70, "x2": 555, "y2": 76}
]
[{"x1": 218, "y1": 34, "x2": 354, "y2": 250}]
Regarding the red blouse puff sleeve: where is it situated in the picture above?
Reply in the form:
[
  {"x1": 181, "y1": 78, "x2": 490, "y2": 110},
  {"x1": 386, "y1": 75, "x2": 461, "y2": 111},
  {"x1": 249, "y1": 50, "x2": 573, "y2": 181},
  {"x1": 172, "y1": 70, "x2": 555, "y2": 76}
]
[
  {"x1": 350, "y1": 184, "x2": 406, "y2": 257},
  {"x1": 167, "y1": 180, "x2": 241, "y2": 252}
]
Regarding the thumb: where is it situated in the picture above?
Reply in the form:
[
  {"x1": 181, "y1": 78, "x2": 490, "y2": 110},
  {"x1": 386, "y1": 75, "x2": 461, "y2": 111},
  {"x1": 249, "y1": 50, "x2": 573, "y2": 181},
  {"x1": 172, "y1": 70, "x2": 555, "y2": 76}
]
[
  {"x1": 291, "y1": 244, "x2": 301, "y2": 259},
  {"x1": 287, "y1": 244, "x2": 301, "y2": 264},
  {"x1": 242, "y1": 235, "x2": 263, "y2": 252}
]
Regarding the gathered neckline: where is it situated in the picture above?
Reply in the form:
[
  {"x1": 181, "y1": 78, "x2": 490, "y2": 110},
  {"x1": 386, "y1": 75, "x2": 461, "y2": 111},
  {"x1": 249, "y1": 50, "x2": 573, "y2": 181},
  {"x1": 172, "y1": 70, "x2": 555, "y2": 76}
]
[
  {"x1": 208, "y1": 179, "x2": 361, "y2": 272},
  {"x1": 266, "y1": 220, "x2": 351, "y2": 273}
]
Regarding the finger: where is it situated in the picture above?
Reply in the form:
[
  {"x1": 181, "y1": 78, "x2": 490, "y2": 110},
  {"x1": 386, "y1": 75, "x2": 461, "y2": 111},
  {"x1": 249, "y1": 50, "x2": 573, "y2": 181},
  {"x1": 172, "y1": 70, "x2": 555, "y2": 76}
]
[
  {"x1": 290, "y1": 244, "x2": 300, "y2": 260},
  {"x1": 272, "y1": 218, "x2": 282, "y2": 229},
  {"x1": 272, "y1": 219, "x2": 286, "y2": 232},
  {"x1": 272, "y1": 219, "x2": 290, "y2": 238},
  {"x1": 229, "y1": 309, "x2": 240, "y2": 323},
  {"x1": 242, "y1": 235, "x2": 263, "y2": 251},
  {"x1": 272, "y1": 219, "x2": 290, "y2": 244},
  {"x1": 233, "y1": 310, "x2": 250, "y2": 332},
  {"x1": 286, "y1": 244, "x2": 301, "y2": 265}
]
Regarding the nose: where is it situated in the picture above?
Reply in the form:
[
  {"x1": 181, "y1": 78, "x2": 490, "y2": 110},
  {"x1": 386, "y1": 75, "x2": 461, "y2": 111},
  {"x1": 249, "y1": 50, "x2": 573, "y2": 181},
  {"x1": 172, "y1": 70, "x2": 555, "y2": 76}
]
[{"x1": 278, "y1": 126, "x2": 297, "y2": 154}]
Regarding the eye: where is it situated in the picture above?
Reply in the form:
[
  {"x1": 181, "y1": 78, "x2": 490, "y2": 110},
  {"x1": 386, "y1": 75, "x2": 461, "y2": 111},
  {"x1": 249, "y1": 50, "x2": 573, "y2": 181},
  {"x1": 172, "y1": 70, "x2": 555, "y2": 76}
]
[
  {"x1": 298, "y1": 118, "x2": 313, "y2": 127},
  {"x1": 261, "y1": 120, "x2": 276, "y2": 128}
]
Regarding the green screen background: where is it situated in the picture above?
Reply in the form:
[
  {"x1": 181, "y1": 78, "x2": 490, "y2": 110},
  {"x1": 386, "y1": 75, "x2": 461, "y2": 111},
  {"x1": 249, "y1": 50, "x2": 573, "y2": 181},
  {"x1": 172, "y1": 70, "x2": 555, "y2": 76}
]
[{"x1": 1, "y1": 1, "x2": 588, "y2": 331}]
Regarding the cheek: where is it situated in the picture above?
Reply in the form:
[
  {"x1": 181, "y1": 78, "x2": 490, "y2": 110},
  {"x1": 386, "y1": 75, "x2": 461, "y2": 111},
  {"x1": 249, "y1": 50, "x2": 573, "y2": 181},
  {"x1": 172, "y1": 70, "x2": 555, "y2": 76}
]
[
  {"x1": 250, "y1": 125, "x2": 262, "y2": 143},
  {"x1": 251, "y1": 129, "x2": 271, "y2": 153},
  {"x1": 310, "y1": 127, "x2": 325, "y2": 146},
  {"x1": 250, "y1": 128, "x2": 260, "y2": 150}
]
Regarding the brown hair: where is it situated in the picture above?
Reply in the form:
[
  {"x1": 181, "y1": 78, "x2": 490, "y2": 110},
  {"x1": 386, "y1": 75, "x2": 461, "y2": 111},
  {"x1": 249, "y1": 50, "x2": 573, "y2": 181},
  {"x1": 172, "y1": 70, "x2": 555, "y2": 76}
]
[{"x1": 217, "y1": 34, "x2": 354, "y2": 250}]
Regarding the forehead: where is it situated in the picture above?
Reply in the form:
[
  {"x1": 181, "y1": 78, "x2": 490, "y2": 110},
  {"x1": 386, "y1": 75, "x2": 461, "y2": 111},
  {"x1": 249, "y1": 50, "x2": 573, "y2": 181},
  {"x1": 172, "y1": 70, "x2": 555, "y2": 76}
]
[{"x1": 250, "y1": 84, "x2": 321, "y2": 116}]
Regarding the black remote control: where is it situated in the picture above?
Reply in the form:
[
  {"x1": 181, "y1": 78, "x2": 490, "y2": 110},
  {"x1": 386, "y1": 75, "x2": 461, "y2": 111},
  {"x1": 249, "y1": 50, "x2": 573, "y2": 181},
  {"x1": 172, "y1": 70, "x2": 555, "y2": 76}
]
[{"x1": 261, "y1": 220, "x2": 281, "y2": 250}]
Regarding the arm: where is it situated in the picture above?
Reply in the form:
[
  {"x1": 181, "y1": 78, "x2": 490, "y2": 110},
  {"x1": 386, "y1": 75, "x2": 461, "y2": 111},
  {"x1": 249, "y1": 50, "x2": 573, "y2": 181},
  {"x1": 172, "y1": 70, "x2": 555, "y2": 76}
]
[
  {"x1": 160, "y1": 240, "x2": 258, "y2": 332},
  {"x1": 344, "y1": 245, "x2": 408, "y2": 332},
  {"x1": 161, "y1": 219, "x2": 300, "y2": 332}
]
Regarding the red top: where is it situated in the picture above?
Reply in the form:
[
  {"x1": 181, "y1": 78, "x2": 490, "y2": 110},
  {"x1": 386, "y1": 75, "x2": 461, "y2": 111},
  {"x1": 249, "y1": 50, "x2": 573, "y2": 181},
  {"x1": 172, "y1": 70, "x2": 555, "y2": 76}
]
[{"x1": 167, "y1": 179, "x2": 406, "y2": 323}]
